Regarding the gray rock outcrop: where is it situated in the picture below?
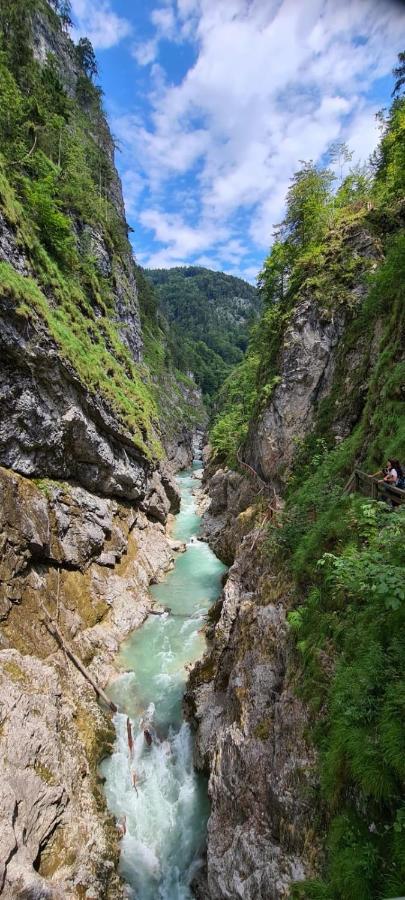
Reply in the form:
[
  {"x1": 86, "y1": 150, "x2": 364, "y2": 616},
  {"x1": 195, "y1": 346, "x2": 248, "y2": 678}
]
[
  {"x1": 199, "y1": 466, "x2": 257, "y2": 564},
  {"x1": 0, "y1": 299, "x2": 148, "y2": 499},
  {"x1": 0, "y1": 463, "x2": 182, "y2": 897},
  {"x1": 186, "y1": 474, "x2": 318, "y2": 899},
  {"x1": 244, "y1": 225, "x2": 381, "y2": 483},
  {"x1": 245, "y1": 299, "x2": 345, "y2": 482}
]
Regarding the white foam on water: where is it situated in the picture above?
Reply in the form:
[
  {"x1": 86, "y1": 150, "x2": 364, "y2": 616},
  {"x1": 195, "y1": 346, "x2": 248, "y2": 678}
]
[
  {"x1": 102, "y1": 714, "x2": 207, "y2": 900},
  {"x1": 101, "y1": 465, "x2": 227, "y2": 899}
]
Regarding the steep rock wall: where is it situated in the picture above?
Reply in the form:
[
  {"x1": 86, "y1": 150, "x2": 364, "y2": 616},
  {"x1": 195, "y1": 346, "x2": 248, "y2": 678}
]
[
  {"x1": 0, "y1": 296, "x2": 150, "y2": 502},
  {"x1": 32, "y1": 7, "x2": 143, "y2": 362},
  {"x1": 0, "y1": 463, "x2": 183, "y2": 898},
  {"x1": 186, "y1": 471, "x2": 318, "y2": 900},
  {"x1": 0, "y1": 6, "x2": 204, "y2": 896},
  {"x1": 186, "y1": 222, "x2": 390, "y2": 899},
  {"x1": 244, "y1": 227, "x2": 381, "y2": 483},
  {"x1": 245, "y1": 299, "x2": 345, "y2": 482}
]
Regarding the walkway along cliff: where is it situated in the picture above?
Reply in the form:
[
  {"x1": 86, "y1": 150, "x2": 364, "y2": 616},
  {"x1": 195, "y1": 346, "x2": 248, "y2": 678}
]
[{"x1": 185, "y1": 101, "x2": 405, "y2": 899}]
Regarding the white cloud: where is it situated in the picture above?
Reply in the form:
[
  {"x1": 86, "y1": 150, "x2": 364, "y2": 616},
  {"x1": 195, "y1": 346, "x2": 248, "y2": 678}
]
[
  {"x1": 112, "y1": 112, "x2": 209, "y2": 186},
  {"x1": 70, "y1": 0, "x2": 131, "y2": 49},
  {"x1": 137, "y1": 207, "x2": 256, "y2": 277},
  {"x1": 139, "y1": 207, "x2": 229, "y2": 260},
  {"x1": 151, "y1": 6, "x2": 176, "y2": 37},
  {"x1": 132, "y1": 4, "x2": 179, "y2": 68},
  {"x1": 240, "y1": 264, "x2": 260, "y2": 284},
  {"x1": 344, "y1": 105, "x2": 382, "y2": 163},
  {"x1": 116, "y1": 0, "x2": 405, "y2": 266},
  {"x1": 132, "y1": 39, "x2": 158, "y2": 66},
  {"x1": 120, "y1": 170, "x2": 145, "y2": 216}
]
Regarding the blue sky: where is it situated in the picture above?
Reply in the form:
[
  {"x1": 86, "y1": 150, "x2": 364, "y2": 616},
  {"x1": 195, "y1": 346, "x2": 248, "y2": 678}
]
[{"x1": 70, "y1": 0, "x2": 405, "y2": 282}]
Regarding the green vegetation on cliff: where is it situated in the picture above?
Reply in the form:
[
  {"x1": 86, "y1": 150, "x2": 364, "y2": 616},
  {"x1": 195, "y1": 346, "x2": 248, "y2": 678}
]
[
  {"x1": 0, "y1": 0, "x2": 204, "y2": 457},
  {"x1": 211, "y1": 62, "x2": 405, "y2": 899},
  {"x1": 146, "y1": 266, "x2": 260, "y2": 399}
]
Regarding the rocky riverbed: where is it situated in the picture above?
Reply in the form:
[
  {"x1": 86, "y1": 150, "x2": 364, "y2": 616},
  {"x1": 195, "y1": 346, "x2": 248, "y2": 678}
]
[{"x1": 0, "y1": 446, "x2": 193, "y2": 898}]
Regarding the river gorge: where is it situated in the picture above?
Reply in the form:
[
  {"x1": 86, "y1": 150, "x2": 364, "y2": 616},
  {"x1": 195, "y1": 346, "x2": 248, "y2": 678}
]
[
  {"x1": 0, "y1": 4, "x2": 403, "y2": 898},
  {"x1": 101, "y1": 460, "x2": 226, "y2": 899}
]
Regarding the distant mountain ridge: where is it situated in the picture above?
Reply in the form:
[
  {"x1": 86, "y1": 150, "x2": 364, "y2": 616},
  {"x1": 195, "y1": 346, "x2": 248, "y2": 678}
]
[{"x1": 146, "y1": 266, "x2": 260, "y2": 399}]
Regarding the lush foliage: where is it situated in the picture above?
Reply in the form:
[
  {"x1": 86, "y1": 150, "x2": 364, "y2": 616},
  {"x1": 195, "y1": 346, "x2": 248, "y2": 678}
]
[
  {"x1": 210, "y1": 56, "x2": 405, "y2": 898},
  {"x1": 146, "y1": 266, "x2": 260, "y2": 400},
  {"x1": 289, "y1": 501, "x2": 405, "y2": 900},
  {"x1": 210, "y1": 351, "x2": 260, "y2": 466},
  {"x1": 0, "y1": 0, "x2": 202, "y2": 455}
]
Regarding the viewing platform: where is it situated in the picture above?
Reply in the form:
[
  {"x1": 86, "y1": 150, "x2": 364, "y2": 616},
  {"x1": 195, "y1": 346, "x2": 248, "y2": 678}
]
[{"x1": 345, "y1": 469, "x2": 405, "y2": 506}]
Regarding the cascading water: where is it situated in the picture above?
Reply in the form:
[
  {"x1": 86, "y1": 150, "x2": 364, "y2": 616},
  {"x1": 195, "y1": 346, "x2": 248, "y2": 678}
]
[{"x1": 100, "y1": 459, "x2": 226, "y2": 899}]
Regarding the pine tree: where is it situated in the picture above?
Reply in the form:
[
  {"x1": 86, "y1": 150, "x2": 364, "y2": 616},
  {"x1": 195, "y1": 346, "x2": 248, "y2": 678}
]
[
  {"x1": 392, "y1": 49, "x2": 405, "y2": 96},
  {"x1": 48, "y1": 0, "x2": 72, "y2": 27},
  {"x1": 75, "y1": 38, "x2": 98, "y2": 80}
]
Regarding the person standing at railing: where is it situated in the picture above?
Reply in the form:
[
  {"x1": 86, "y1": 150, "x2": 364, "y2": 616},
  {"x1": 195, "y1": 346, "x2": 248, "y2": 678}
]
[
  {"x1": 370, "y1": 466, "x2": 388, "y2": 478},
  {"x1": 371, "y1": 459, "x2": 403, "y2": 485},
  {"x1": 376, "y1": 459, "x2": 404, "y2": 506},
  {"x1": 383, "y1": 459, "x2": 403, "y2": 486}
]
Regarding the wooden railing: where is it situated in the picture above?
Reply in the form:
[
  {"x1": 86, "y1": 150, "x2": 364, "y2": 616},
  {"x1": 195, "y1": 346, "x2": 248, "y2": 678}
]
[
  {"x1": 235, "y1": 453, "x2": 405, "y2": 511},
  {"x1": 345, "y1": 469, "x2": 405, "y2": 506}
]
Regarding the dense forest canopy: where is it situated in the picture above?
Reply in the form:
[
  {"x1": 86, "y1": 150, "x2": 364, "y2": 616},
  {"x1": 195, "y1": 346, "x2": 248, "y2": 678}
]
[{"x1": 146, "y1": 266, "x2": 260, "y2": 399}]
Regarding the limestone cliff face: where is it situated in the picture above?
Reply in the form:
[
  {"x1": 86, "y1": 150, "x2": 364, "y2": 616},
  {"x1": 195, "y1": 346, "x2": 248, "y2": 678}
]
[
  {"x1": 0, "y1": 11, "x2": 150, "y2": 503},
  {"x1": 186, "y1": 224, "x2": 384, "y2": 899},
  {"x1": 0, "y1": 7, "x2": 202, "y2": 897},
  {"x1": 0, "y1": 462, "x2": 183, "y2": 898},
  {"x1": 187, "y1": 471, "x2": 318, "y2": 900},
  {"x1": 244, "y1": 227, "x2": 381, "y2": 484},
  {"x1": 32, "y1": 7, "x2": 143, "y2": 363},
  {"x1": 245, "y1": 299, "x2": 345, "y2": 482},
  {"x1": 0, "y1": 292, "x2": 148, "y2": 501}
]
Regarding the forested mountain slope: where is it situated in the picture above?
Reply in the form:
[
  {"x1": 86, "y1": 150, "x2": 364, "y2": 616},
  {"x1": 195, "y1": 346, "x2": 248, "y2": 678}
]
[
  {"x1": 146, "y1": 266, "x2": 260, "y2": 399},
  {"x1": 189, "y1": 61, "x2": 405, "y2": 900}
]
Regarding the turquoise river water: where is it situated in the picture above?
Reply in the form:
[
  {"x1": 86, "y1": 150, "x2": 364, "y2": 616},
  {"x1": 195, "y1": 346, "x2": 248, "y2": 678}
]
[{"x1": 100, "y1": 461, "x2": 227, "y2": 899}]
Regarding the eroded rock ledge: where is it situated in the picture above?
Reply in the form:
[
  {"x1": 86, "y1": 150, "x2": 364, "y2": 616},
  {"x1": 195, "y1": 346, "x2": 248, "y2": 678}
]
[
  {"x1": 0, "y1": 458, "x2": 187, "y2": 899},
  {"x1": 186, "y1": 467, "x2": 318, "y2": 900}
]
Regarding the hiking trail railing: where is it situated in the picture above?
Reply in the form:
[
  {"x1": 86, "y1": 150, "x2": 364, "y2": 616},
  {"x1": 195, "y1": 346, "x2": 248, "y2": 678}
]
[{"x1": 344, "y1": 469, "x2": 405, "y2": 506}]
